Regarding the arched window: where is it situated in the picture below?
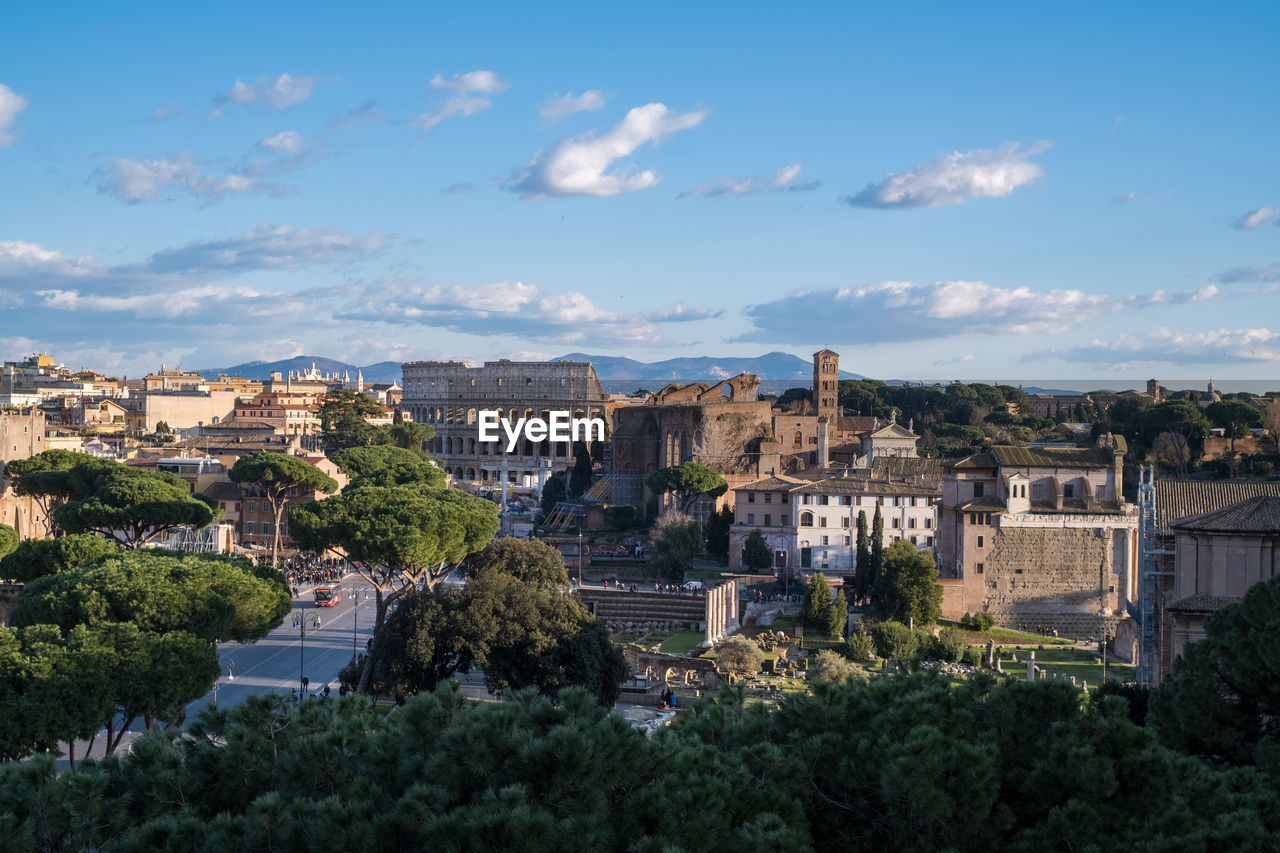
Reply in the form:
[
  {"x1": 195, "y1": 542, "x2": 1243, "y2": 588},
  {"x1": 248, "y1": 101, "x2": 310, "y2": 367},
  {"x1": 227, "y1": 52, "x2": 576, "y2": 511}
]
[
  {"x1": 800, "y1": 511, "x2": 814, "y2": 527},
  {"x1": 794, "y1": 430, "x2": 803, "y2": 447}
]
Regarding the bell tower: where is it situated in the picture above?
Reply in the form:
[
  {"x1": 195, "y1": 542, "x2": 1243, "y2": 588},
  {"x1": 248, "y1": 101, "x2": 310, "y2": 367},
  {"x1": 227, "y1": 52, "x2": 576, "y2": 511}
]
[{"x1": 812, "y1": 349, "x2": 840, "y2": 421}]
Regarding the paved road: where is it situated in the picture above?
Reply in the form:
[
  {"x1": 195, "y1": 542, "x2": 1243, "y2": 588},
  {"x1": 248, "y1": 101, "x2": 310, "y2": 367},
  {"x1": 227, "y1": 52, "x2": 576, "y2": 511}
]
[
  {"x1": 189, "y1": 574, "x2": 379, "y2": 714},
  {"x1": 55, "y1": 575, "x2": 379, "y2": 767}
]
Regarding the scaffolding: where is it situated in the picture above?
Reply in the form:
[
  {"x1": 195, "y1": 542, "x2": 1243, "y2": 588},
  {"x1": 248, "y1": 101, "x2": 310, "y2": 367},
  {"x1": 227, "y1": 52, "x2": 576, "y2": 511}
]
[
  {"x1": 153, "y1": 522, "x2": 235, "y2": 553},
  {"x1": 1136, "y1": 465, "x2": 1174, "y2": 687}
]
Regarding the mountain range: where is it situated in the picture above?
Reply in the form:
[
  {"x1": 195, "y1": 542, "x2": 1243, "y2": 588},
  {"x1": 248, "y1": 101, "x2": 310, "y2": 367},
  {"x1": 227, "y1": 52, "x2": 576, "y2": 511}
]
[{"x1": 197, "y1": 352, "x2": 863, "y2": 385}]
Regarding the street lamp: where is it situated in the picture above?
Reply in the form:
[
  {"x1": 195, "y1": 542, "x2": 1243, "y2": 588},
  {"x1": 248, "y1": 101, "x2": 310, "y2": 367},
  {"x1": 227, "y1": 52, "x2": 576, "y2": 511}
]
[
  {"x1": 291, "y1": 609, "x2": 320, "y2": 696},
  {"x1": 346, "y1": 585, "x2": 370, "y2": 668},
  {"x1": 578, "y1": 531, "x2": 583, "y2": 587}
]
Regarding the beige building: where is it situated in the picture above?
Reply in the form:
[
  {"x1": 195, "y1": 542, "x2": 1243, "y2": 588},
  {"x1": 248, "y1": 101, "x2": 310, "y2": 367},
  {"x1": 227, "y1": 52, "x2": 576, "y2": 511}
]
[
  {"x1": 124, "y1": 390, "x2": 241, "y2": 435},
  {"x1": 1163, "y1": 497, "x2": 1280, "y2": 673},
  {"x1": 0, "y1": 408, "x2": 48, "y2": 538},
  {"x1": 728, "y1": 459, "x2": 942, "y2": 575},
  {"x1": 937, "y1": 435, "x2": 1138, "y2": 638}
]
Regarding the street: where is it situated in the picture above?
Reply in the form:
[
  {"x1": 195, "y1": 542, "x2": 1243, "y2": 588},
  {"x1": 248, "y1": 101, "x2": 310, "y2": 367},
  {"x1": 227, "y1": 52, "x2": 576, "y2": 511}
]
[
  {"x1": 188, "y1": 573, "x2": 378, "y2": 715},
  {"x1": 53, "y1": 573, "x2": 379, "y2": 767}
]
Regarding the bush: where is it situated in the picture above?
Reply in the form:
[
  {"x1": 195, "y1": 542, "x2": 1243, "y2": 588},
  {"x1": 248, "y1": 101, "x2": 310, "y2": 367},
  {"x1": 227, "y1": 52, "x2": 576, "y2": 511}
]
[
  {"x1": 962, "y1": 648, "x2": 982, "y2": 668},
  {"x1": 715, "y1": 635, "x2": 763, "y2": 676},
  {"x1": 871, "y1": 621, "x2": 917, "y2": 662},
  {"x1": 809, "y1": 649, "x2": 864, "y2": 685},
  {"x1": 842, "y1": 631, "x2": 874, "y2": 661},
  {"x1": 930, "y1": 628, "x2": 965, "y2": 663},
  {"x1": 1253, "y1": 460, "x2": 1274, "y2": 477},
  {"x1": 973, "y1": 611, "x2": 995, "y2": 632}
]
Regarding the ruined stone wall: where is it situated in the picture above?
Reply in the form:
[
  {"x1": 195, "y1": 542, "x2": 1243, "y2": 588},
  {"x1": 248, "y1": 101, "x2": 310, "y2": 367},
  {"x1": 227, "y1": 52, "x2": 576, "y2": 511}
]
[{"x1": 982, "y1": 527, "x2": 1112, "y2": 613}]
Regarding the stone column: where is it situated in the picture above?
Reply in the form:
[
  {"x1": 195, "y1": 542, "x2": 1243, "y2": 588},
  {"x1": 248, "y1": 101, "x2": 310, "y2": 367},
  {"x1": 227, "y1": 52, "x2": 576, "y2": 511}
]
[{"x1": 1026, "y1": 650, "x2": 1035, "y2": 682}]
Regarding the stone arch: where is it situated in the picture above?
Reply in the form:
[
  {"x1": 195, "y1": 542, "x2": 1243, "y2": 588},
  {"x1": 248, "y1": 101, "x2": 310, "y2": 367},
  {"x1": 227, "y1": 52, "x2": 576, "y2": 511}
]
[
  {"x1": 800, "y1": 511, "x2": 814, "y2": 527},
  {"x1": 679, "y1": 431, "x2": 690, "y2": 462},
  {"x1": 466, "y1": 408, "x2": 477, "y2": 426}
]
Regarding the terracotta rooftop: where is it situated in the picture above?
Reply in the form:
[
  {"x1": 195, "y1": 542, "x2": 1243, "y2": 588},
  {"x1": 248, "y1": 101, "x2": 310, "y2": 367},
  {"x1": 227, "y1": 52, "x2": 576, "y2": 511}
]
[
  {"x1": 1169, "y1": 495, "x2": 1280, "y2": 534},
  {"x1": 793, "y1": 477, "x2": 939, "y2": 497},
  {"x1": 947, "y1": 452, "x2": 996, "y2": 470},
  {"x1": 1154, "y1": 480, "x2": 1280, "y2": 530},
  {"x1": 737, "y1": 475, "x2": 807, "y2": 491},
  {"x1": 1166, "y1": 593, "x2": 1241, "y2": 614},
  {"x1": 989, "y1": 446, "x2": 1116, "y2": 469}
]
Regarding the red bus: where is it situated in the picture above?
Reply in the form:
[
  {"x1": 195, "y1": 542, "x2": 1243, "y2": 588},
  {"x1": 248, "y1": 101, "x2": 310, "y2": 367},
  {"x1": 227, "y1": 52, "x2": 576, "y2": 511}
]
[{"x1": 314, "y1": 585, "x2": 342, "y2": 607}]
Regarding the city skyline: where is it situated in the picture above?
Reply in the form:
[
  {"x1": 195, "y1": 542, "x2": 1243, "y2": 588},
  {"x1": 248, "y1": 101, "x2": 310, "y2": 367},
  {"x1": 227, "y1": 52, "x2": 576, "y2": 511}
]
[{"x1": 2, "y1": 2, "x2": 1279, "y2": 379}]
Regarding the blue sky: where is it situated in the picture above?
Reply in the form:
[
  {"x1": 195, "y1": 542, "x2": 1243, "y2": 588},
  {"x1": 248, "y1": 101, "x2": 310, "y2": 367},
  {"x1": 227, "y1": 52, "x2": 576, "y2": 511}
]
[{"x1": 2, "y1": 1, "x2": 1278, "y2": 380}]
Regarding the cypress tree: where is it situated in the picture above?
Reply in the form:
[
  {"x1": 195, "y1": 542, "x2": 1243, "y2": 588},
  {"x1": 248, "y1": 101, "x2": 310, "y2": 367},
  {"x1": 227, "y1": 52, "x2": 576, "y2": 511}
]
[
  {"x1": 854, "y1": 511, "x2": 870, "y2": 605},
  {"x1": 870, "y1": 504, "x2": 884, "y2": 605}
]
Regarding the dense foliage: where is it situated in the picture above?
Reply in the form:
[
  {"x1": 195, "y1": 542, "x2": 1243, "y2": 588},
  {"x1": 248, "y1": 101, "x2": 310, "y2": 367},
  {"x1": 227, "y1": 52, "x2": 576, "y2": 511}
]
[
  {"x1": 3, "y1": 673, "x2": 1277, "y2": 851},
  {"x1": 645, "y1": 462, "x2": 728, "y2": 513},
  {"x1": 228, "y1": 452, "x2": 338, "y2": 565},
  {"x1": 1, "y1": 551, "x2": 289, "y2": 762}
]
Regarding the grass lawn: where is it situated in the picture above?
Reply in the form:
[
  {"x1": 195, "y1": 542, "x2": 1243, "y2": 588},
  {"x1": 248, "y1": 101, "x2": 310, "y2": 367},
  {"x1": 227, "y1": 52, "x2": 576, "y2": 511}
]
[
  {"x1": 938, "y1": 619, "x2": 1075, "y2": 647},
  {"x1": 658, "y1": 630, "x2": 705, "y2": 656},
  {"x1": 998, "y1": 646, "x2": 1133, "y2": 685}
]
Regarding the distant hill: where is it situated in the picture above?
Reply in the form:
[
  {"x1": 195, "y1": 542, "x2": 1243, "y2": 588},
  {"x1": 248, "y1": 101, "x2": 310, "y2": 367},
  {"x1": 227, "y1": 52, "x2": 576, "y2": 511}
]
[
  {"x1": 197, "y1": 352, "x2": 864, "y2": 386},
  {"x1": 554, "y1": 351, "x2": 864, "y2": 382},
  {"x1": 197, "y1": 356, "x2": 403, "y2": 385}
]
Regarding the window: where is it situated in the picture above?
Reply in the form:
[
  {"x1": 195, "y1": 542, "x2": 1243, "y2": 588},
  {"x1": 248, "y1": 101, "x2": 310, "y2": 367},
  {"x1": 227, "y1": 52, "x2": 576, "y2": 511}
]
[
  {"x1": 969, "y1": 514, "x2": 976, "y2": 525},
  {"x1": 764, "y1": 492, "x2": 772, "y2": 503},
  {"x1": 891, "y1": 518, "x2": 899, "y2": 528},
  {"x1": 764, "y1": 514, "x2": 771, "y2": 526},
  {"x1": 908, "y1": 517, "x2": 916, "y2": 528},
  {"x1": 925, "y1": 518, "x2": 933, "y2": 529},
  {"x1": 842, "y1": 496, "x2": 852, "y2": 506},
  {"x1": 781, "y1": 493, "x2": 789, "y2": 503},
  {"x1": 819, "y1": 517, "x2": 828, "y2": 527},
  {"x1": 262, "y1": 522, "x2": 271, "y2": 534},
  {"x1": 911, "y1": 535, "x2": 918, "y2": 544},
  {"x1": 747, "y1": 513, "x2": 755, "y2": 525},
  {"x1": 843, "y1": 536, "x2": 851, "y2": 545},
  {"x1": 800, "y1": 512, "x2": 814, "y2": 527},
  {"x1": 973, "y1": 483, "x2": 985, "y2": 498},
  {"x1": 747, "y1": 492, "x2": 755, "y2": 503},
  {"x1": 841, "y1": 517, "x2": 850, "y2": 528},
  {"x1": 470, "y1": 378, "x2": 476, "y2": 386},
  {"x1": 821, "y1": 536, "x2": 829, "y2": 546},
  {"x1": 893, "y1": 497, "x2": 900, "y2": 507},
  {"x1": 560, "y1": 378, "x2": 567, "y2": 386},
  {"x1": 245, "y1": 521, "x2": 255, "y2": 535},
  {"x1": 976, "y1": 562, "x2": 984, "y2": 574},
  {"x1": 1064, "y1": 484, "x2": 1075, "y2": 499},
  {"x1": 246, "y1": 500, "x2": 256, "y2": 512},
  {"x1": 820, "y1": 495, "x2": 829, "y2": 506},
  {"x1": 926, "y1": 536, "x2": 934, "y2": 546},
  {"x1": 781, "y1": 515, "x2": 789, "y2": 526},
  {"x1": 977, "y1": 535, "x2": 984, "y2": 548}
]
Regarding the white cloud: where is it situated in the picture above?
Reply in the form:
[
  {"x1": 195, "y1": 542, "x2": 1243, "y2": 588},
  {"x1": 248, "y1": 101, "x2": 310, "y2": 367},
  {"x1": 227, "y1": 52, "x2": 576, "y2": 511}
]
[
  {"x1": 409, "y1": 96, "x2": 492, "y2": 131},
  {"x1": 505, "y1": 103, "x2": 706, "y2": 199},
  {"x1": 843, "y1": 142, "x2": 1052, "y2": 209},
  {"x1": 259, "y1": 130, "x2": 303, "y2": 153},
  {"x1": 338, "y1": 278, "x2": 712, "y2": 346},
  {"x1": 36, "y1": 284, "x2": 306, "y2": 319},
  {"x1": 1025, "y1": 328, "x2": 1280, "y2": 367},
  {"x1": 0, "y1": 290, "x2": 21, "y2": 309},
  {"x1": 0, "y1": 226, "x2": 386, "y2": 296},
  {"x1": 96, "y1": 155, "x2": 271, "y2": 203},
  {"x1": 1216, "y1": 263, "x2": 1280, "y2": 284},
  {"x1": 1233, "y1": 206, "x2": 1280, "y2": 230},
  {"x1": 541, "y1": 90, "x2": 605, "y2": 120},
  {"x1": 0, "y1": 240, "x2": 102, "y2": 281},
  {"x1": 1111, "y1": 190, "x2": 1173, "y2": 205},
  {"x1": 647, "y1": 304, "x2": 722, "y2": 322},
  {"x1": 738, "y1": 279, "x2": 1222, "y2": 345},
  {"x1": 680, "y1": 162, "x2": 821, "y2": 198},
  {"x1": 429, "y1": 71, "x2": 508, "y2": 94},
  {"x1": 0, "y1": 83, "x2": 30, "y2": 147},
  {"x1": 214, "y1": 73, "x2": 315, "y2": 114}
]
